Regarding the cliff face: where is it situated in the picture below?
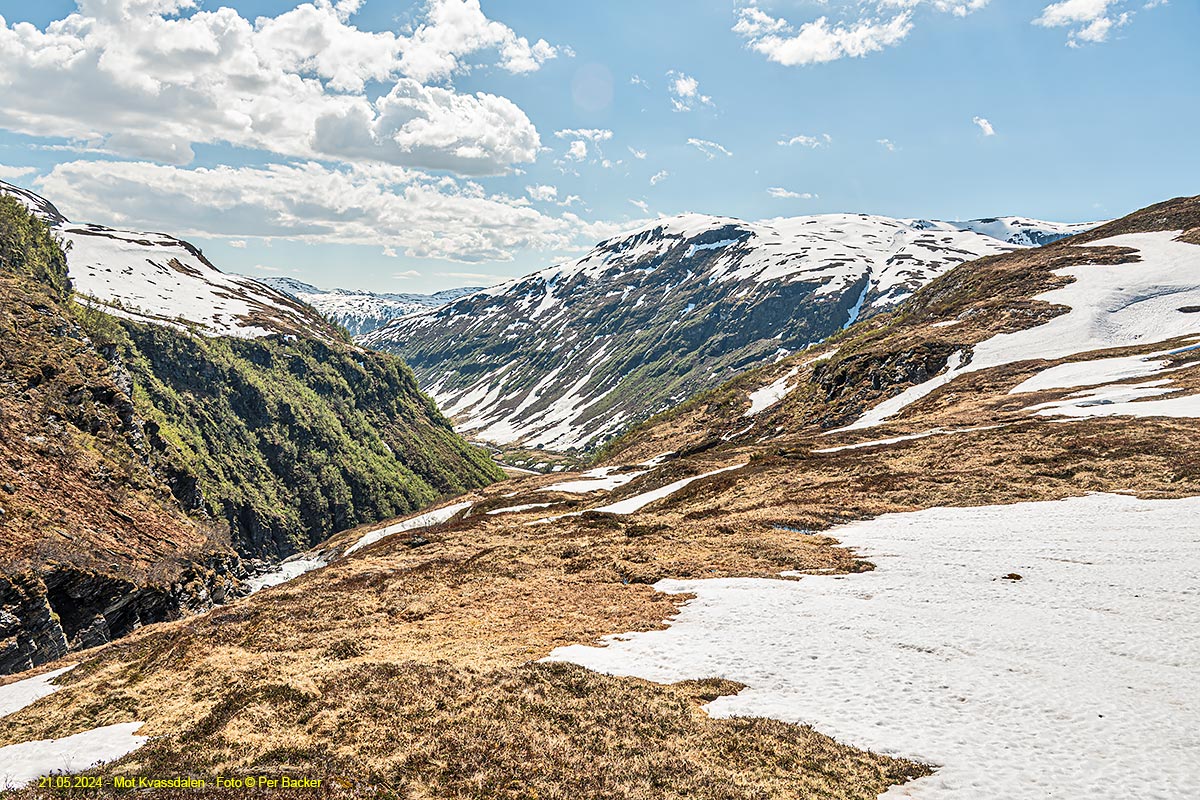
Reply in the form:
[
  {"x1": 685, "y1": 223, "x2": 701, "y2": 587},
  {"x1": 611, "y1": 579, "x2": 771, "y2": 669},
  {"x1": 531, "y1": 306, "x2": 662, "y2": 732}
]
[{"x1": 0, "y1": 193, "x2": 501, "y2": 673}]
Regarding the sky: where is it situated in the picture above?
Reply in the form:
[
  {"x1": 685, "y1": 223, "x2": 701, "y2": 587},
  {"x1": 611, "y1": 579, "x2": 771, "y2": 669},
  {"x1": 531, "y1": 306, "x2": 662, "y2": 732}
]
[{"x1": 0, "y1": 0, "x2": 1195, "y2": 293}]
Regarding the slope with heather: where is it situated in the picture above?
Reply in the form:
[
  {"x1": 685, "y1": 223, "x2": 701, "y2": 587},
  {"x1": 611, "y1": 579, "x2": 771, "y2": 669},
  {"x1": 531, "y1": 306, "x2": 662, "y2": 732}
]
[
  {"x1": 1, "y1": 198, "x2": 1194, "y2": 798},
  {"x1": 0, "y1": 185, "x2": 501, "y2": 674},
  {"x1": 364, "y1": 212, "x2": 1094, "y2": 456}
]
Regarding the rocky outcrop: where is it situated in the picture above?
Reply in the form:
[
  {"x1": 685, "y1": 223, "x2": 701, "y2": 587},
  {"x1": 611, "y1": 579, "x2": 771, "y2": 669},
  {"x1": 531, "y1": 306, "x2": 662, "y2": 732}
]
[{"x1": 0, "y1": 556, "x2": 242, "y2": 674}]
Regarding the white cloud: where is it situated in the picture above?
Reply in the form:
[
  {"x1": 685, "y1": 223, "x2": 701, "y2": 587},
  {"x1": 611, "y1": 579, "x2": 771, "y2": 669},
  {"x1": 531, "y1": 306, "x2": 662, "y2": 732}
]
[
  {"x1": 35, "y1": 159, "x2": 620, "y2": 264},
  {"x1": 687, "y1": 138, "x2": 733, "y2": 159},
  {"x1": 767, "y1": 187, "x2": 818, "y2": 199},
  {"x1": 526, "y1": 184, "x2": 558, "y2": 202},
  {"x1": 972, "y1": 116, "x2": 996, "y2": 136},
  {"x1": 666, "y1": 70, "x2": 714, "y2": 112},
  {"x1": 778, "y1": 133, "x2": 833, "y2": 148},
  {"x1": 228, "y1": 240, "x2": 248, "y2": 249},
  {"x1": 0, "y1": 164, "x2": 36, "y2": 181},
  {"x1": 650, "y1": 170, "x2": 669, "y2": 186},
  {"x1": 1034, "y1": 0, "x2": 1134, "y2": 46},
  {"x1": 555, "y1": 128, "x2": 612, "y2": 163},
  {"x1": 393, "y1": 269, "x2": 421, "y2": 278},
  {"x1": 629, "y1": 199, "x2": 651, "y2": 213},
  {"x1": 878, "y1": 138, "x2": 898, "y2": 152},
  {"x1": 382, "y1": 246, "x2": 398, "y2": 257},
  {"x1": 734, "y1": 8, "x2": 915, "y2": 66},
  {"x1": 0, "y1": 0, "x2": 555, "y2": 175},
  {"x1": 628, "y1": 146, "x2": 647, "y2": 160},
  {"x1": 733, "y1": 1, "x2": 991, "y2": 66}
]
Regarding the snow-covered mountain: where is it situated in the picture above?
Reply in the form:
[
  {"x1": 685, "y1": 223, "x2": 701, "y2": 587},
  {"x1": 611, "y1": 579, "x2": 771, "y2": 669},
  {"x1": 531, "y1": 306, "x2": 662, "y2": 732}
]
[
  {"x1": 0, "y1": 180, "x2": 334, "y2": 340},
  {"x1": 259, "y1": 277, "x2": 482, "y2": 336},
  {"x1": 362, "y1": 212, "x2": 1098, "y2": 452}
]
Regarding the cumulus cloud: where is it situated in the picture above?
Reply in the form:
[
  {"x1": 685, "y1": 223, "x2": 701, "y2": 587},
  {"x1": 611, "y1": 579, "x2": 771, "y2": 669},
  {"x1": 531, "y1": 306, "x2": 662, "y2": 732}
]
[
  {"x1": 228, "y1": 240, "x2": 248, "y2": 249},
  {"x1": 650, "y1": 170, "x2": 669, "y2": 185},
  {"x1": 1034, "y1": 0, "x2": 1134, "y2": 46},
  {"x1": 666, "y1": 70, "x2": 714, "y2": 112},
  {"x1": 35, "y1": 159, "x2": 618, "y2": 263},
  {"x1": 628, "y1": 146, "x2": 647, "y2": 160},
  {"x1": 733, "y1": 1, "x2": 990, "y2": 65},
  {"x1": 629, "y1": 199, "x2": 651, "y2": 213},
  {"x1": 767, "y1": 187, "x2": 818, "y2": 199},
  {"x1": 0, "y1": 164, "x2": 36, "y2": 181},
  {"x1": 0, "y1": 0, "x2": 555, "y2": 174},
  {"x1": 972, "y1": 116, "x2": 996, "y2": 136},
  {"x1": 687, "y1": 138, "x2": 733, "y2": 159},
  {"x1": 878, "y1": 138, "x2": 898, "y2": 151},
  {"x1": 526, "y1": 184, "x2": 558, "y2": 202},
  {"x1": 555, "y1": 128, "x2": 612, "y2": 163},
  {"x1": 778, "y1": 133, "x2": 833, "y2": 148}
]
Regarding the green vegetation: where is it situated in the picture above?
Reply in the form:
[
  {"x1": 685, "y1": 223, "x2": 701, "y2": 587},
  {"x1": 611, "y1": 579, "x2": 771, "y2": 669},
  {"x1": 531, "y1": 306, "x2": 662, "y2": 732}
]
[
  {"x1": 0, "y1": 196, "x2": 501, "y2": 561},
  {"x1": 0, "y1": 195, "x2": 70, "y2": 299},
  {"x1": 71, "y1": 299, "x2": 504, "y2": 559}
]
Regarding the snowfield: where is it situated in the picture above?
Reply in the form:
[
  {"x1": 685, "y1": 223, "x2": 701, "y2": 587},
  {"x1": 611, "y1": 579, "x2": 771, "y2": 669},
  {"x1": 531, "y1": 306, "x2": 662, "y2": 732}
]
[
  {"x1": 344, "y1": 501, "x2": 473, "y2": 555},
  {"x1": 844, "y1": 231, "x2": 1200, "y2": 429},
  {"x1": 0, "y1": 666, "x2": 147, "y2": 788},
  {"x1": 0, "y1": 181, "x2": 325, "y2": 340},
  {"x1": 366, "y1": 211, "x2": 1093, "y2": 453},
  {"x1": 549, "y1": 493, "x2": 1200, "y2": 799}
]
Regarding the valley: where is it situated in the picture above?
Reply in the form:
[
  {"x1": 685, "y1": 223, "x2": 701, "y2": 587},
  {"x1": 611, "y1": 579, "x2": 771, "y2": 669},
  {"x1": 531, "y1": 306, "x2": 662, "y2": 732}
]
[{"x1": 1, "y1": 188, "x2": 1196, "y2": 797}]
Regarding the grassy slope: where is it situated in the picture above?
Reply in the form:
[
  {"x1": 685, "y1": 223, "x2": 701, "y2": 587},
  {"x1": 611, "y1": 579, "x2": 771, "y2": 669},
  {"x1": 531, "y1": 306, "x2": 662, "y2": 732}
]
[
  {"x1": 5, "y1": 197, "x2": 1198, "y2": 798},
  {"x1": 1, "y1": 191, "x2": 501, "y2": 575}
]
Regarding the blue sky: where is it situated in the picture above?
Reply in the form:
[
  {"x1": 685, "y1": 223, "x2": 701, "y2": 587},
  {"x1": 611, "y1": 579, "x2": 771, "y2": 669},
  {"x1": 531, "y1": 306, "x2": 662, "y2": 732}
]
[{"x1": 0, "y1": 0, "x2": 1195, "y2": 292}]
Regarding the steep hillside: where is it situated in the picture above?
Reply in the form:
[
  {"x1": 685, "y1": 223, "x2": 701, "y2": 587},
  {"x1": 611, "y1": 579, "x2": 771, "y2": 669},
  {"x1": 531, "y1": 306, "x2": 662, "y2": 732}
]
[
  {"x1": 3, "y1": 198, "x2": 1192, "y2": 798},
  {"x1": 0, "y1": 184, "x2": 502, "y2": 673},
  {"x1": 259, "y1": 277, "x2": 482, "y2": 336},
  {"x1": 364, "y1": 212, "x2": 1094, "y2": 455}
]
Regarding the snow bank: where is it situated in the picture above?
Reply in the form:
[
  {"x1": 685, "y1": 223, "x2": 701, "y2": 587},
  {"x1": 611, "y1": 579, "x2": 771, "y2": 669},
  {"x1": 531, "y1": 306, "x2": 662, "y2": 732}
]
[
  {"x1": 345, "y1": 501, "x2": 473, "y2": 555},
  {"x1": 536, "y1": 465, "x2": 745, "y2": 523},
  {"x1": 0, "y1": 666, "x2": 75, "y2": 719},
  {"x1": 1, "y1": 665, "x2": 147, "y2": 788},
  {"x1": 0, "y1": 724, "x2": 148, "y2": 788},
  {"x1": 244, "y1": 554, "x2": 329, "y2": 593},
  {"x1": 486, "y1": 502, "x2": 555, "y2": 515},
  {"x1": 744, "y1": 367, "x2": 800, "y2": 417},
  {"x1": 549, "y1": 493, "x2": 1200, "y2": 799},
  {"x1": 844, "y1": 232, "x2": 1200, "y2": 429},
  {"x1": 542, "y1": 468, "x2": 648, "y2": 494}
]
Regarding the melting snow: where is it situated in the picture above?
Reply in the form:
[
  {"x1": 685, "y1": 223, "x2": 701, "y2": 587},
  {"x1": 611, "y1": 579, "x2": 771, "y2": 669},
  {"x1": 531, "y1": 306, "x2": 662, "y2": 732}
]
[
  {"x1": 541, "y1": 468, "x2": 648, "y2": 494},
  {"x1": 744, "y1": 367, "x2": 801, "y2": 417},
  {"x1": 345, "y1": 501, "x2": 473, "y2": 555},
  {"x1": 244, "y1": 554, "x2": 329, "y2": 593},
  {"x1": 550, "y1": 493, "x2": 1200, "y2": 799},
  {"x1": 0, "y1": 667, "x2": 75, "y2": 719},
  {"x1": 537, "y1": 465, "x2": 745, "y2": 523},
  {"x1": 0, "y1": 666, "x2": 146, "y2": 788},
  {"x1": 486, "y1": 502, "x2": 555, "y2": 515},
  {"x1": 843, "y1": 232, "x2": 1200, "y2": 429}
]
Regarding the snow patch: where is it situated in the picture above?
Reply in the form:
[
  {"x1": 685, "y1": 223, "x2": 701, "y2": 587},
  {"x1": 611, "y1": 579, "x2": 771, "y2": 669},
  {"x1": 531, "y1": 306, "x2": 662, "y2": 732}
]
[
  {"x1": 549, "y1": 493, "x2": 1200, "y2": 799},
  {"x1": 345, "y1": 501, "x2": 473, "y2": 555}
]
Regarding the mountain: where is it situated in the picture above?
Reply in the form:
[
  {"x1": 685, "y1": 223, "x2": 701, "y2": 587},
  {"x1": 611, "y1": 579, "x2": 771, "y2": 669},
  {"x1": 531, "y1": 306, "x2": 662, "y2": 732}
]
[
  {"x1": 4, "y1": 196, "x2": 1194, "y2": 798},
  {"x1": 0, "y1": 181, "x2": 501, "y2": 673},
  {"x1": 258, "y1": 277, "x2": 483, "y2": 336},
  {"x1": 363, "y1": 212, "x2": 1097, "y2": 454}
]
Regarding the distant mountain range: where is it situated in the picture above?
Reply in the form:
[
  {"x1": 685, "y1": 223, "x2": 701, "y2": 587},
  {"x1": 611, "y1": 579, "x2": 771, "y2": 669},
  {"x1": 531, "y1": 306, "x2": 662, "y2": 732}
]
[
  {"x1": 362, "y1": 212, "x2": 1098, "y2": 453},
  {"x1": 258, "y1": 278, "x2": 483, "y2": 337}
]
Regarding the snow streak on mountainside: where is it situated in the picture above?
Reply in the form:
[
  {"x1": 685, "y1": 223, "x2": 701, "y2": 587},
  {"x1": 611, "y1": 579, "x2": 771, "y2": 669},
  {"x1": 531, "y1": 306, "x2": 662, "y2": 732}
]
[
  {"x1": 364, "y1": 212, "x2": 1096, "y2": 452},
  {"x1": 259, "y1": 277, "x2": 482, "y2": 336},
  {"x1": 0, "y1": 181, "x2": 333, "y2": 340}
]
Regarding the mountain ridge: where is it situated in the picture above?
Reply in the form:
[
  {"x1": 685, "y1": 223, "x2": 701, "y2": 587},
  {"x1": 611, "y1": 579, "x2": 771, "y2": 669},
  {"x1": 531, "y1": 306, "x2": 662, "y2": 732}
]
[
  {"x1": 258, "y1": 277, "x2": 483, "y2": 337},
  {"x1": 364, "y1": 210, "x2": 1098, "y2": 457}
]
